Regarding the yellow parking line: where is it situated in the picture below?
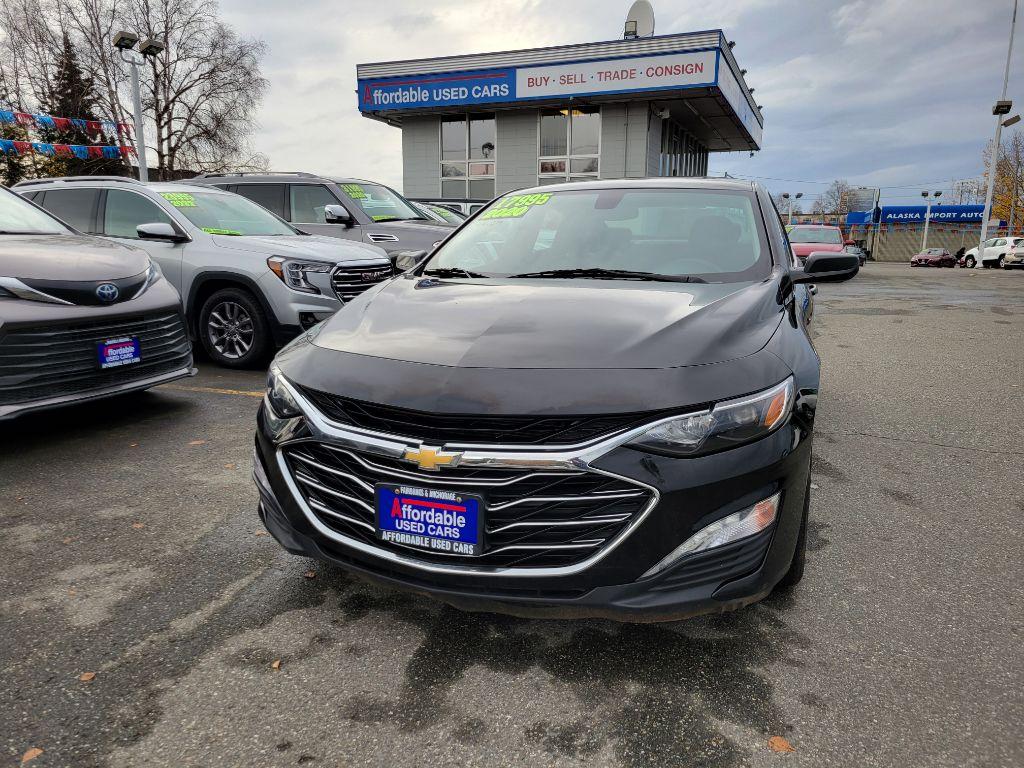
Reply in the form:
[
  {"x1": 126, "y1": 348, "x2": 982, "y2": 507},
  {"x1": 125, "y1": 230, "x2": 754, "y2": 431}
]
[{"x1": 161, "y1": 384, "x2": 264, "y2": 398}]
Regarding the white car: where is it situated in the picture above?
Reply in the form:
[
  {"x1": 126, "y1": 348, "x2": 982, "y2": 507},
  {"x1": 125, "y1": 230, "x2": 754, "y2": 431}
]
[
  {"x1": 963, "y1": 236, "x2": 1024, "y2": 268},
  {"x1": 1003, "y1": 238, "x2": 1024, "y2": 269}
]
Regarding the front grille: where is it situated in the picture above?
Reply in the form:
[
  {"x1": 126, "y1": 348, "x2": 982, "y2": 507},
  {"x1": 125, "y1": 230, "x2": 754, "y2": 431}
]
[
  {"x1": 298, "y1": 387, "x2": 672, "y2": 446},
  {"x1": 282, "y1": 441, "x2": 653, "y2": 569},
  {"x1": 331, "y1": 263, "x2": 395, "y2": 302},
  {"x1": 0, "y1": 312, "x2": 191, "y2": 404}
]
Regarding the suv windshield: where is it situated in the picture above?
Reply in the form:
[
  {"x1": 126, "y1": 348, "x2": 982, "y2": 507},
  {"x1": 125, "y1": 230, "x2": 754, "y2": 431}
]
[
  {"x1": 0, "y1": 187, "x2": 68, "y2": 234},
  {"x1": 788, "y1": 227, "x2": 842, "y2": 244},
  {"x1": 161, "y1": 190, "x2": 297, "y2": 236},
  {"x1": 423, "y1": 188, "x2": 770, "y2": 283},
  {"x1": 338, "y1": 182, "x2": 425, "y2": 223}
]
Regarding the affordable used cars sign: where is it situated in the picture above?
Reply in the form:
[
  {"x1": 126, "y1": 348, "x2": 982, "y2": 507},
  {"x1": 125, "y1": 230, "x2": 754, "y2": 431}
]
[{"x1": 358, "y1": 50, "x2": 718, "y2": 111}]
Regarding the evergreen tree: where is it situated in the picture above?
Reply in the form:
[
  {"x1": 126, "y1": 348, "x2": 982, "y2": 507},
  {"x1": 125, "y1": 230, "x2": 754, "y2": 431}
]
[{"x1": 38, "y1": 35, "x2": 124, "y2": 177}]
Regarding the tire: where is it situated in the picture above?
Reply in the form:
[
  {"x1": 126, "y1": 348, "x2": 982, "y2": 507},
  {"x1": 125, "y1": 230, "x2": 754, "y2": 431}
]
[
  {"x1": 966, "y1": 256, "x2": 976, "y2": 268},
  {"x1": 776, "y1": 481, "x2": 809, "y2": 589},
  {"x1": 198, "y1": 287, "x2": 271, "y2": 368},
  {"x1": 998, "y1": 255, "x2": 1006, "y2": 269}
]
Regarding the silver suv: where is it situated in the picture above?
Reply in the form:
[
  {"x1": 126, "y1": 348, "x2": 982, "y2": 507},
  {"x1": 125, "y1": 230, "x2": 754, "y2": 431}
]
[
  {"x1": 188, "y1": 172, "x2": 455, "y2": 255},
  {"x1": 17, "y1": 177, "x2": 392, "y2": 367}
]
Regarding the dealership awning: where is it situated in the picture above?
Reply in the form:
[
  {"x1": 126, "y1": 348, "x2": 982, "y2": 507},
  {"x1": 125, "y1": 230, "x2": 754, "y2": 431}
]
[{"x1": 356, "y1": 30, "x2": 763, "y2": 151}]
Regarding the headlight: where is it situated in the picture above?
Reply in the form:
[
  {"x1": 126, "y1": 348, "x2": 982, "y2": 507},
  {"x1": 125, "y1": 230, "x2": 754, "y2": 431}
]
[
  {"x1": 267, "y1": 257, "x2": 332, "y2": 294},
  {"x1": 133, "y1": 259, "x2": 162, "y2": 298},
  {"x1": 266, "y1": 364, "x2": 302, "y2": 418},
  {"x1": 627, "y1": 378, "x2": 794, "y2": 457}
]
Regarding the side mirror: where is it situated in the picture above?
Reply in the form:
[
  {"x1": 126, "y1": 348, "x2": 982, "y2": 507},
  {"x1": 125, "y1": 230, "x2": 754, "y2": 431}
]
[
  {"x1": 137, "y1": 221, "x2": 187, "y2": 242},
  {"x1": 324, "y1": 204, "x2": 354, "y2": 228},
  {"x1": 791, "y1": 251, "x2": 860, "y2": 284},
  {"x1": 393, "y1": 249, "x2": 428, "y2": 271}
]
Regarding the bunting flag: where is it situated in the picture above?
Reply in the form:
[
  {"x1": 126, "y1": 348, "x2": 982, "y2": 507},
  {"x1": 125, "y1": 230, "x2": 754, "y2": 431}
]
[
  {"x1": 0, "y1": 138, "x2": 135, "y2": 158},
  {"x1": 0, "y1": 109, "x2": 131, "y2": 139}
]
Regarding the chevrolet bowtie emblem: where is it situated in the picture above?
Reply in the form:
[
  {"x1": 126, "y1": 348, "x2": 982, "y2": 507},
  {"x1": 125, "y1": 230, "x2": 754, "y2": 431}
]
[{"x1": 402, "y1": 446, "x2": 462, "y2": 471}]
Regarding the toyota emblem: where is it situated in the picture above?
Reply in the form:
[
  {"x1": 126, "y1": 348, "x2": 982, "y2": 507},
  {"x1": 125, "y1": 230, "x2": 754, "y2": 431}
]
[{"x1": 95, "y1": 283, "x2": 119, "y2": 302}]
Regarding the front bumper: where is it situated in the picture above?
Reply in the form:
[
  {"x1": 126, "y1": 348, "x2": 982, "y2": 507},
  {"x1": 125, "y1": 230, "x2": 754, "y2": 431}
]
[{"x1": 252, "y1": 394, "x2": 813, "y2": 622}]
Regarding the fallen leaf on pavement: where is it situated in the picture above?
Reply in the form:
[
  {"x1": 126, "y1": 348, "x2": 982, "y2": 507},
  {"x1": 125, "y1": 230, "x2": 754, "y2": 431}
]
[
  {"x1": 271, "y1": 659, "x2": 281, "y2": 670},
  {"x1": 768, "y1": 736, "x2": 796, "y2": 753},
  {"x1": 21, "y1": 748, "x2": 44, "y2": 763},
  {"x1": 78, "y1": 671, "x2": 96, "y2": 682},
  {"x1": 189, "y1": 439, "x2": 207, "y2": 446},
  {"x1": 224, "y1": 463, "x2": 236, "y2": 469},
  {"x1": 303, "y1": 570, "x2": 317, "y2": 579},
  {"x1": 255, "y1": 531, "x2": 269, "y2": 537},
  {"x1": 129, "y1": 443, "x2": 138, "y2": 448},
  {"x1": 62, "y1": 537, "x2": 73, "y2": 545},
  {"x1": 131, "y1": 522, "x2": 145, "y2": 529}
]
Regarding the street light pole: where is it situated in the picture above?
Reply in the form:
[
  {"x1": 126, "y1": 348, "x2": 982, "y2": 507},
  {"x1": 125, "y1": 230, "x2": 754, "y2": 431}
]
[
  {"x1": 782, "y1": 192, "x2": 802, "y2": 225},
  {"x1": 921, "y1": 190, "x2": 942, "y2": 250},
  {"x1": 113, "y1": 31, "x2": 166, "y2": 183},
  {"x1": 125, "y1": 56, "x2": 148, "y2": 182},
  {"x1": 979, "y1": 0, "x2": 1018, "y2": 252}
]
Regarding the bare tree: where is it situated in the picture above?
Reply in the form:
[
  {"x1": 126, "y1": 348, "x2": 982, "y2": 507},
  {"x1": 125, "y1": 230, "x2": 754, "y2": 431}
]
[
  {"x1": 811, "y1": 179, "x2": 853, "y2": 215},
  {"x1": 0, "y1": 0, "x2": 268, "y2": 178}
]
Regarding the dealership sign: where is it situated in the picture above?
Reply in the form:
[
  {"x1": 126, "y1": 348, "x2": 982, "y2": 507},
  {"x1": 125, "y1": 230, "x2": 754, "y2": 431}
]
[
  {"x1": 358, "y1": 48, "x2": 745, "y2": 115},
  {"x1": 878, "y1": 205, "x2": 987, "y2": 223}
]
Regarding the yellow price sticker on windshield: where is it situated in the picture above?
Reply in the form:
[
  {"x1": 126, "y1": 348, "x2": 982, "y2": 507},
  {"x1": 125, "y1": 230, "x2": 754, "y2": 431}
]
[
  {"x1": 201, "y1": 227, "x2": 242, "y2": 235},
  {"x1": 342, "y1": 183, "x2": 367, "y2": 199},
  {"x1": 480, "y1": 192, "x2": 551, "y2": 220},
  {"x1": 160, "y1": 192, "x2": 196, "y2": 208}
]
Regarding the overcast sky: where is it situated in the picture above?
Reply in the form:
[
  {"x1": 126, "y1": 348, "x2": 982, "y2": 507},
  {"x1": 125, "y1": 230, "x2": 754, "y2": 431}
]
[{"x1": 219, "y1": 0, "x2": 1021, "y2": 208}]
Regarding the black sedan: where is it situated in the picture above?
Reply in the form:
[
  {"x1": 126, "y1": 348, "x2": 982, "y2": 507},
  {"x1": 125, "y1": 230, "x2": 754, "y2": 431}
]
[{"x1": 252, "y1": 179, "x2": 859, "y2": 621}]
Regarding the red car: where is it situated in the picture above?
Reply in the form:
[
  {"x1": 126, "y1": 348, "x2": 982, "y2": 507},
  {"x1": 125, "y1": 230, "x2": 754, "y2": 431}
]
[
  {"x1": 910, "y1": 248, "x2": 954, "y2": 267},
  {"x1": 787, "y1": 225, "x2": 851, "y2": 263}
]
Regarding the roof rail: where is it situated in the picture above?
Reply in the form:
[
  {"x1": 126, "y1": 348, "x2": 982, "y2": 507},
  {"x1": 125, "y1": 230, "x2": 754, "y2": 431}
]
[
  {"x1": 191, "y1": 171, "x2": 319, "y2": 179},
  {"x1": 13, "y1": 175, "x2": 141, "y2": 188}
]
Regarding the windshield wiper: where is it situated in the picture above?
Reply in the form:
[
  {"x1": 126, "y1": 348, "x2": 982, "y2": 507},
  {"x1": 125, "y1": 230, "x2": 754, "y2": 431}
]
[
  {"x1": 422, "y1": 266, "x2": 490, "y2": 279},
  {"x1": 371, "y1": 216, "x2": 428, "y2": 223},
  {"x1": 507, "y1": 267, "x2": 707, "y2": 283}
]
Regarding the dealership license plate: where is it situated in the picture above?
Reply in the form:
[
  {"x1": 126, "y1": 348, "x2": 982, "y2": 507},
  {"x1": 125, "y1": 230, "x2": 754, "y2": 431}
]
[
  {"x1": 375, "y1": 484, "x2": 483, "y2": 556},
  {"x1": 97, "y1": 337, "x2": 141, "y2": 369}
]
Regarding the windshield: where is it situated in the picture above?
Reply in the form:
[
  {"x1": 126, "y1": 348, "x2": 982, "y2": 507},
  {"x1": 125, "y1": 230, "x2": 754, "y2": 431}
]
[
  {"x1": 422, "y1": 188, "x2": 770, "y2": 283},
  {"x1": 160, "y1": 190, "x2": 296, "y2": 236},
  {"x1": 0, "y1": 187, "x2": 68, "y2": 234},
  {"x1": 427, "y1": 205, "x2": 465, "y2": 225},
  {"x1": 788, "y1": 227, "x2": 843, "y2": 244},
  {"x1": 338, "y1": 182, "x2": 424, "y2": 222}
]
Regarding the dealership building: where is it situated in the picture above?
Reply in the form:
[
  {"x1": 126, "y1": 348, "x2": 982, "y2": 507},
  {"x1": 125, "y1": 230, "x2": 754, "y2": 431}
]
[{"x1": 356, "y1": 29, "x2": 762, "y2": 201}]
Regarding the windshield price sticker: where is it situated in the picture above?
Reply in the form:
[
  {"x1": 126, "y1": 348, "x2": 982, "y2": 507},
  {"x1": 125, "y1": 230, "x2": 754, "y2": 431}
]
[
  {"x1": 480, "y1": 192, "x2": 551, "y2": 220},
  {"x1": 160, "y1": 192, "x2": 196, "y2": 208},
  {"x1": 342, "y1": 183, "x2": 367, "y2": 199}
]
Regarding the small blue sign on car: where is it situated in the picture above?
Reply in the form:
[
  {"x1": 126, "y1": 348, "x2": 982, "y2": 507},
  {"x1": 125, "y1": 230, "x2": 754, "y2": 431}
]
[
  {"x1": 97, "y1": 336, "x2": 141, "y2": 369},
  {"x1": 376, "y1": 484, "x2": 482, "y2": 556}
]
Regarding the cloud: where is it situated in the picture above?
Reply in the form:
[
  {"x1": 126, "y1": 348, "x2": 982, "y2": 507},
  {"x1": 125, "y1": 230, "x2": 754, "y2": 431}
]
[{"x1": 219, "y1": 0, "x2": 1022, "y2": 205}]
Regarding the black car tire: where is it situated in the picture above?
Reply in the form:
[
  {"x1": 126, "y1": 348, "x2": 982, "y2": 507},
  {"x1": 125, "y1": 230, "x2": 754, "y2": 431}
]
[
  {"x1": 776, "y1": 482, "x2": 808, "y2": 589},
  {"x1": 998, "y1": 255, "x2": 1006, "y2": 268},
  {"x1": 965, "y1": 256, "x2": 976, "y2": 268},
  {"x1": 198, "y1": 287, "x2": 271, "y2": 368}
]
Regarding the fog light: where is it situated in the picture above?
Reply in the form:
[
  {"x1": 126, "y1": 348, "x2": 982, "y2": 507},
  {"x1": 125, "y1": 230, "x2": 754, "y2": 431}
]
[{"x1": 642, "y1": 492, "x2": 781, "y2": 579}]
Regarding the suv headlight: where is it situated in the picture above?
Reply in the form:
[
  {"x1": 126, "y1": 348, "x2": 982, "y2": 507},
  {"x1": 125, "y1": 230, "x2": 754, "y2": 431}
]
[
  {"x1": 267, "y1": 257, "x2": 332, "y2": 294},
  {"x1": 627, "y1": 378, "x2": 794, "y2": 457},
  {"x1": 266, "y1": 364, "x2": 302, "y2": 418}
]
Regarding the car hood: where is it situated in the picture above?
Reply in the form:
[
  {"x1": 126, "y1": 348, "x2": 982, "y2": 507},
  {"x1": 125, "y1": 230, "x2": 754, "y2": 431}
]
[
  {"x1": 0, "y1": 233, "x2": 148, "y2": 280},
  {"x1": 210, "y1": 233, "x2": 388, "y2": 263},
  {"x1": 311, "y1": 275, "x2": 784, "y2": 370},
  {"x1": 791, "y1": 242, "x2": 844, "y2": 257}
]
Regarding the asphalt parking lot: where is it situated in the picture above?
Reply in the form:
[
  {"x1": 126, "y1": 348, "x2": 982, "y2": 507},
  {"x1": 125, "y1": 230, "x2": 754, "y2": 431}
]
[{"x1": 2, "y1": 262, "x2": 1022, "y2": 768}]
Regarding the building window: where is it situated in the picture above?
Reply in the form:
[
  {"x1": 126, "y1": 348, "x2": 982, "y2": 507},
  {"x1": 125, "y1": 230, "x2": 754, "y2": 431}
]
[
  {"x1": 659, "y1": 120, "x2": 707, "y2": 178},
  {"x1": 440, "y1": 115, "x2": 496, "y2": 200},
  {"x1": 538, "y1": 107, "x2": 600, "y2": 184}
]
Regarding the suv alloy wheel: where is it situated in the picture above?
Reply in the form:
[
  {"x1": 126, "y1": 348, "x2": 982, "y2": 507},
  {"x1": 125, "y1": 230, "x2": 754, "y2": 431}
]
[{"x1": 199, "y1": 287, "x2": 271, "y2": 367}]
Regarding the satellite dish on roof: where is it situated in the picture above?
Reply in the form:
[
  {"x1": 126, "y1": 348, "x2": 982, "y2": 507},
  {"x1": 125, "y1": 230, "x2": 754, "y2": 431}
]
[{"x1": 624, "y1": 1, "x2": 655, "y2": 39}]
